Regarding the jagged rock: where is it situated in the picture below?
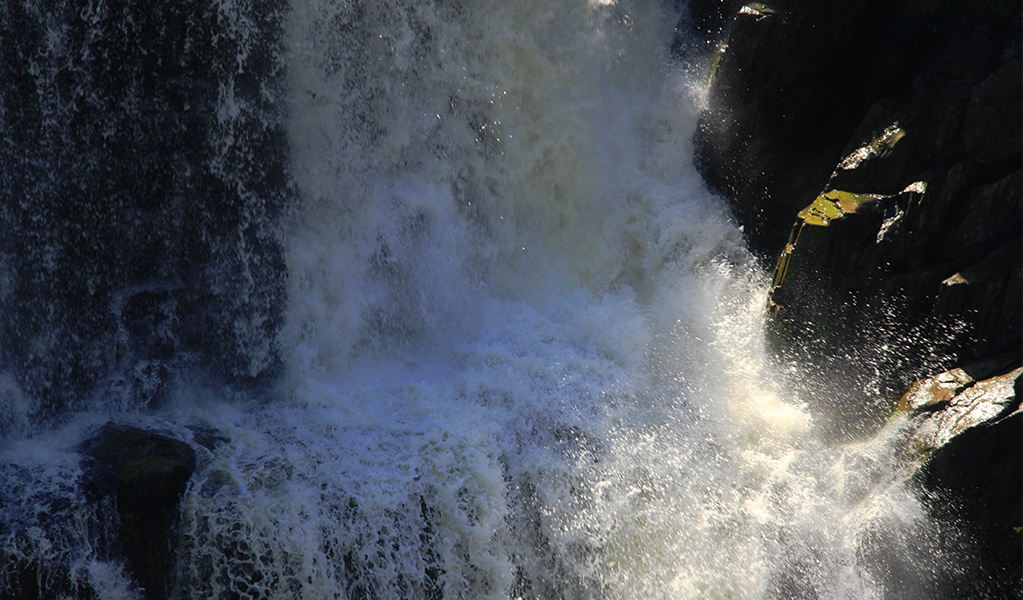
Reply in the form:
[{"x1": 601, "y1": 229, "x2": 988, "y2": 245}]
[
  {"x1": 690, "y1": 2, "x2": 1021, "y2": 590},
  {"x1": 693, "y1": 0, "x2": 1021, "y2": 262},
  {"x1": 897, "y1": 366, "x2": 1023, "y2": 598},
  {"x1": 692, "y1": 0, "x2": 895, "y2": 259},
  {"x1": 764, "y1": 118, "x2": 1020, "y2": 380},
  {"x1": 79, "y1": 422, "x2": 197, "y2": 600},
  {"x1": 898, "y1": 364, "x2": 1021, "y2": 459},
  {"x1": 693, "y1": 0, "x2": 1021, "y2": 404}
]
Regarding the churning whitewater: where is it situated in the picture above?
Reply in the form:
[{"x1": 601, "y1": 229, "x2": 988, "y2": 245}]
[{"x1": 1, "y1": 1, "x2": 959, "y2": 598}]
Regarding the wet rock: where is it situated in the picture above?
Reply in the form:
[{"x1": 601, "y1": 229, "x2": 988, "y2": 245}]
[
  {"x1": 0, "y1": 0, "x2": 294, "y2": 423},
  {"x1": 897, "y1": 366, "x2": 1023, "y2": 598},
  {"x1": 691, "y1": 2, "x2": 1021, "y2": 589},
  {"x1": 898, "y1": 364, "x2": 1021, "y2": 458},
  {"x1": 693, "y1": 0, "x2": 894, "y2": 260},
  {"x1": 79, "y1": 422, "x2": 196, "y2": 600},
  {"x1": 763, "y1": 118, "x2": 1021, "y2": 392},
  {"x1": 695, "y1": 0, "x2": 1022, "y2": 406},
  {"x1": 694, "y1": 0, "x2": 1021, "y2": 264}
]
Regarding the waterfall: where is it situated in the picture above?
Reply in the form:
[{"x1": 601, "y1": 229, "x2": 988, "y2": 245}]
[{"x1": 0, "y1": 1, "x2": 973, "y2": 598}]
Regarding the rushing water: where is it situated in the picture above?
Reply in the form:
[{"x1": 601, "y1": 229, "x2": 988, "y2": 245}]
[{"x1": 0, "y1": 1, "x2": 973, "y2": 598}]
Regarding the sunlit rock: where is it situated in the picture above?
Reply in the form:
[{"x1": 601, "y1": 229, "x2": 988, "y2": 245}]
[
  {"x1": 695, "y1": 0, "x2": 1020, "y2": 419},
  {"x1": 692, "y1": 1, "x2": 892, "y2": 259},
  {"x1": 898, "y1": 365, "x2": 1021, "y2": 458},
  {"x1": 898, "y1": 365, "x2": 1023, "y2": 597}
]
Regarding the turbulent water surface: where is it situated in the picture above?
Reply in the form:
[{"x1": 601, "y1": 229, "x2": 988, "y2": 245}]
[{"x1": 0, "y1": 1, "x2": 972, "y2": 598}]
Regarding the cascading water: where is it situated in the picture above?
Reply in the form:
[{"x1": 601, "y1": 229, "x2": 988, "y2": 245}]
[{"x1": 0, "y1": 1, "x2": 979, "y2": 598}]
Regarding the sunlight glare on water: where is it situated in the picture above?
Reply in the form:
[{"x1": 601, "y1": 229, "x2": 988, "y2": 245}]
[{"x1": 262, "y1": 1, "x2": 947, "y2": 598}]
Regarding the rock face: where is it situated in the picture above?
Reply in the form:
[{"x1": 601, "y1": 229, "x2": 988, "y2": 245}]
[
  {"x1": 79, "y1": 423, "x2": 197, "y2": 600},
  {"x1": 693, "y1": 1, "x2": 901, "y2": 259},
  {"x1": 694, "y1": 0, "x2": 1021, "y2": 257},
  {"x1": 897, "y1": 364, "x2": 1022, "y2": 596},
  {"x1": 0, "y1": 1, "x2": 294, "y2": 425},
  {"x1": 692, "y1": 0, "x2": 1020, "y2": 371},
  {"x1": 687, "y1": 0, "x2": 1021, "y2": 592},
  {"x1": 690, "y1": 0, "x2": 1021, "y2": 408}
]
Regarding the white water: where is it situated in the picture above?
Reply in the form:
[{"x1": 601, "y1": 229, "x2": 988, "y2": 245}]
[{"x1": 1, "y1": 1, "x2": 959, "y2": 598}]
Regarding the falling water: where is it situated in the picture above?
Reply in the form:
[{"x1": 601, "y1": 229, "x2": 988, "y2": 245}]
[{"x1": 1, "y1": 1, "x2": 972, "y2": 598}]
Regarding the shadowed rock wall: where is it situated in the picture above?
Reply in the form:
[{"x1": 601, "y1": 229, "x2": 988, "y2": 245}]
[
  {"x1": 690, "y1": 0, "x2": 1020, "y2": 407},
  {"x1": 686, "y1": 0, "x2": 1021, "y2": 594},
  {"x1": 0, "y1": 1, "x2": 295, "y2": 426}
]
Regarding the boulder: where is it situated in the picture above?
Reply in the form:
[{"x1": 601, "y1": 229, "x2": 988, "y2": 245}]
[{"x1": 79, "y1": 422, "x2": 197, "y2": 600}]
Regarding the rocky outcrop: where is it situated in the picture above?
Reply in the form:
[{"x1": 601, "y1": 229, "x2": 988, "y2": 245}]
[
  {"x1": 79, "y1": 423, "x2": 197, "y2": 600},
  {"x1": 689, "y1": 0, "x2": 1021, "y2": 408},
  {"x1": 686, "y1": 0, "x2": 1021, "y2": 593},
  {"x1": 692, "y1": 1, "x2": 901, "y2": 259},
  {"x1": 691, "y1": 0, "x2": 1020, "y2": 365},
  {"x1": 693, "y1": 0, "x2": 1021, "y2": 257},
  {"x1": 897, "y1": 363, "x2": 1021, "y2": 452},
  {"x1": 897, "y1": 364, "x2": 1022, "y2": 596}
]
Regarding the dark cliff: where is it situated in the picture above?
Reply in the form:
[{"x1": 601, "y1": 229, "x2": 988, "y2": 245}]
[
  {"x1": 0, "y1": 1, "x2": 294, "y2": 425},
  {"x1": 686, "y1": 0, "x2": 1021, "y2": 594}
]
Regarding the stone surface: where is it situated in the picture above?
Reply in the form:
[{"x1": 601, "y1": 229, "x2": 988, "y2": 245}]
[
  {"x1": 79, "y1": 422, "x2": 197, "y2": 600},
  {"x1": 899, "y1": 366, "x2": 1023, "y2": 598},
  {"x1": 0, "y1": 1, "x2": 294, "y2": 424},
  {"x1": 692, "y1": 0, "x2": 1021, "y2": 402},
  {"x1": 692, "y1": 0, "x2": 895, "y2": 259},
  {"x1": 688, "y1": 2, "x2": 1022, "y2": 592},
  {"x1": 898, "y1": 365, "x2": 1021, "y2": 459},
  {"x1": 692, "y1": 0, "x2": 1021, "y2": 259}
]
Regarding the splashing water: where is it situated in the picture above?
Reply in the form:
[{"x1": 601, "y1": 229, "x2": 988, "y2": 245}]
[{"x1": 1, "y1": 1, "x2": 965, "y2": 598}]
